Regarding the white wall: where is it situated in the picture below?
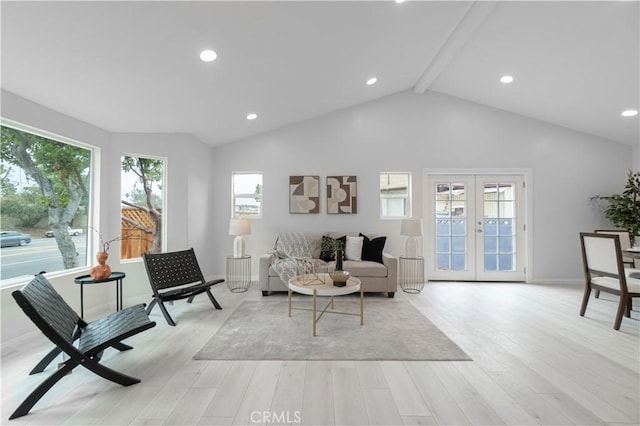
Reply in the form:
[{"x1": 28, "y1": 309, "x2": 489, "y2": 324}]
[
  {"x1": 1, "y1": 90, "x2": 215, "y2": 343},
  {"x1": 209, "y1": 90, "x2": 632, "y2": 283},
  {"x1": 1, "y1": 88, "x2": 633, "y2": 344}
]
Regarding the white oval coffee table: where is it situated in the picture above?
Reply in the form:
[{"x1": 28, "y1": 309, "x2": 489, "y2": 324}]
[{"x1": 288, "y1": 273, "x2": 363, "y2": 336}]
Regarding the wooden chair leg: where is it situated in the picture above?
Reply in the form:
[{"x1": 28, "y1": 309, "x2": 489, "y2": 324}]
[
  {"x1": 157, "y1": 300, "x2": 176, "y2": 326},
  {"x1": 111, "y1": 342, "x2": 133, "y2": 351},
  {"x1": 29, "y1": 326, "x2": 82, "y2": 374},
  {"x1": 594, "y1": 289, "x2": 600, "y2": 299},
  {"x1": 81, "y1": 356, "x2": 140, "y2": 386},
  {"x1": 145, "y1": 298, "x2": 158, "y2": 314},
  {"x1": 10, "y1": 361, "x2": 77, "y2": 419},
  {"x1": 580, "y1": 285, "x2": 592, "y2": 316},
  {"x1": 206, "y1": 290, "x2": 223, "y2": 310},
  {"x1": 29, "y1": 347, "x2": 63, "y2": 374},
  {"x1": 613, "y1": 297, "x2": 627, "y2": 330}
]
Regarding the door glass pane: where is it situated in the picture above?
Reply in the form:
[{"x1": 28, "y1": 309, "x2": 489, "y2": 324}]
[
  {"x1": 435, "y1": 182, "x2": 467, "y2": 271},
  {"x1": 483, "y1": 183, "x2": 516, "y2": 272},
  {"x1": 485, "y1": 236, "x2": 497, "y2": 254}
]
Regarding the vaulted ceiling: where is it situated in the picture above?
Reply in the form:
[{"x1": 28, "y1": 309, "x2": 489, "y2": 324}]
[{"x1": 2, "y1": 1, "x2": 638, "y2": 147}]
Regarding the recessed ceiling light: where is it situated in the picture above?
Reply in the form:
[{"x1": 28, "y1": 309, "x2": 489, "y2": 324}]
[
  {"x1": 500, "y1": 75, "x2": 514, "y2": 84},
  {"x1": 621, "y1": 109, "x2": 638, "y2": 117},
  {"x1": 200, "y1": 49, "x2": 217, "y2": 62},
  {"x1": 395, "y1": 0, "x2": 406, "y2": 3},
  {"x1": 246, "y1": 113, "x2": 258, "y2": 120},
  {"x1": 366, "y1": 77, "x2": 378, "y2": 86}
]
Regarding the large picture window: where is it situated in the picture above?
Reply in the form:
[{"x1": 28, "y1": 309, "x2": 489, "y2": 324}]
[
  {"x1": 232, "y1": 172, "x2": 262, "y2": 218},
  {"x1": 0, "y1": 123, "x2": 93, "y2": 282},
  {"x1": 380, "y1": 172, "x2": 411, "y2": 219},
  {"x1": 120, "y1": 154, "x2": 165, "y2": 259}
]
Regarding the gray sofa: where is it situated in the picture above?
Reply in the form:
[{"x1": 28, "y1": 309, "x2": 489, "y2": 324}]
[{"x1": 259, "y1": 232, "x2": 398, "y2": 297}]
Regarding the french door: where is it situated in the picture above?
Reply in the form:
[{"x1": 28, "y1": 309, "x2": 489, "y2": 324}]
[{"x1": 425, "y1": 174, "x2": 527, "y2": 282}]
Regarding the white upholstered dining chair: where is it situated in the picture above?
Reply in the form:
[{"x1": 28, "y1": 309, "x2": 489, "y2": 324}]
[
  {"x1": 593, "y1": 229, "x2": 639, "y2": 298},
  {"x1": 579, "y1": 232, "x2": 640, "y2": 330},
  {"x1": 594, "y1": 229, "x2": 635, "y2": 267}
]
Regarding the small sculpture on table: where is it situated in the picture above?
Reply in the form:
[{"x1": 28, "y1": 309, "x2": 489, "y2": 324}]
[{"x1": 90, "y1": 251, "x2": 111, "y2": 280}]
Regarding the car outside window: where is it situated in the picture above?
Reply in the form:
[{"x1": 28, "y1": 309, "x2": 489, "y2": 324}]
[{"x1": 1, "y1": 122, "x2": 93, "y2": 282}]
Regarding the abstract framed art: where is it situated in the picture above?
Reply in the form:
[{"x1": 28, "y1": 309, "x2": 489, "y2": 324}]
[
  {"x1": 289, "y1": 175, "x2": 320, "y2": 214},
  {"x1": 327, "y1": 175, "x2": 357, "y2": 214}
]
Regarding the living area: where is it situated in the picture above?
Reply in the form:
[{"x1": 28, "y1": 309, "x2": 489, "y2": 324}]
[{"x1": 1, "y1": 1, "x2": 639, "y2": 425}]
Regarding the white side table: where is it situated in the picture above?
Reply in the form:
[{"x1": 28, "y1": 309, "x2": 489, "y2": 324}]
[
  {"x1": 226, "y1": 255, "x2": 251, "y2": 293},
  {"x1": 288, "y1": 273, "x2": 363, "y2": 336},
  {"x1": 399, "y1": 256, "x2": 425, "y2": 293}
]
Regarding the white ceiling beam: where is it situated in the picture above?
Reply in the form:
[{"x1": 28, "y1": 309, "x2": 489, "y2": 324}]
[{"x1": 413, "y1": 1, "x2": 499, "y2": 94}]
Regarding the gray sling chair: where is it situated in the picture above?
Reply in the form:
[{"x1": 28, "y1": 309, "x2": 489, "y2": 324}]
[{"x1": 9, "y1": 274, "x2": 156, "y2": 420}]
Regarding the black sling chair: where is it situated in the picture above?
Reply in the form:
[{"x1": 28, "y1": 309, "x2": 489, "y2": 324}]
[
  {"x1": 9, "y1": 274, "x2": 156, "y2": 420},
  {"x1": 143, "y1": 248, "x2": 224, "y2": 326}
]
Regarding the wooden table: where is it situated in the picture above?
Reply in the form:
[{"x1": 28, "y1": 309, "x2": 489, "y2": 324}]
[{"x1": 288, "y1": 273, "x2": 363, "y2": 336}]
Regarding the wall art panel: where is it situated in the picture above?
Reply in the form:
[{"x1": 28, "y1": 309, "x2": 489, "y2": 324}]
[
  {"x1": 289, "y1": 175, "x2": 320, "y2": 214},
  {"x1": 327, "y1": 175, "x2": 357, "y2": 214}
]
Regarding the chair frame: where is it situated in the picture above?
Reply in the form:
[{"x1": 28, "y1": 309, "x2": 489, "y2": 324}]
[
  {"x1": 579, "y1": 232, "x2": 640, "y2": 330},
  {"x1": 10, "y1": 274, "x2": 156, "y2": 420},
  {"x1": 593, "y1": 229, "x2": 636, "y2": 298},
  {"x1": 594, "y1": 229, "x2": 635, "y2": 266},
  {"x1": 143, "y1": 248, "x2": 224, "y2": 326}
]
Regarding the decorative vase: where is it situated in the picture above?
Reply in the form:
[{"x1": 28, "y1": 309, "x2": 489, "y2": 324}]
[
  {"x1": 330, "y1": 270, "x2": 350, "y2": 287},
  {"x1": 335, "y1": 249, "x2": 343, "y2": 270},
  {"x1": 90, "y1": 251, "x2": 112, "y2": 280},
  {"x1": 330, "y1": 249, "x2": 349, "y2": 287}
]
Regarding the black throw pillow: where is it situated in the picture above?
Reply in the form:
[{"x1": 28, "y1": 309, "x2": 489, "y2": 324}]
[
  {"x1": 360, "y1": 233, "x2": 386, "y2": 264},
  {"x1": 319, "y1": 235, "x2": 346, "y2": 262}
]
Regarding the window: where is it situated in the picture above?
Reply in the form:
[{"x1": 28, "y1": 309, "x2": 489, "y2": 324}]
[
  {"x1": 380, "y1": 172, "x2": 411, "y2": 219},
  {"x1": 120, "y1": 154, "x2": 166, "y2": 260},
  {"x1": 0, "y1": 122, "x2": 93, "y2": 282},
  {"x1": 232, "y1": 172, "x2": 262, "y2": 218}
]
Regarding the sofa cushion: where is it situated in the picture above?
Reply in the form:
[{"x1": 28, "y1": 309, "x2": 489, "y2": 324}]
[
  {"x1": 345, "y1": 236, "x2": 364, "y2": 261},
  {"x1": 338, "y1": 260, "x2": 388, "y2": 278},
  {"x1": 360, "y1": 233, "x2": 386, "y2": 264},
  {"x1": 319, "y1": 235, "x2": 346, "y2": 261}
]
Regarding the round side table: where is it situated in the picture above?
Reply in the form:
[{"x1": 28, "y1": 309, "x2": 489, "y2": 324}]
[
  {"x1": 399, "y1": 256, "x2": 425, "y2": 293},
  {"x1": 74, "y1": 272, "x2": 125, "y2": 318},
  {"x1": 226, "y1": 255, "x2": 251, "y2": 292}
]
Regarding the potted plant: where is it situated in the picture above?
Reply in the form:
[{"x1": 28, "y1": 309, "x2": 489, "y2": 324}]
[
  {"x1": 592, "y1": 170, "x2": 640, "y2": 245},
  {"x1": 318, "y1": 237, "x2": 342, "y2": 262}
]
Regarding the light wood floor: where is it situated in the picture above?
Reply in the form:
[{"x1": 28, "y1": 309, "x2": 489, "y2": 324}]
[{"x1": 1, "y1": 282, "x2": 639, "y2": 425}]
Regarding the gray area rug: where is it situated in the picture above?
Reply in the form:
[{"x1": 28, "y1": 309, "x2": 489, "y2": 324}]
[{"x1": 193, "y1": 298, "x2": 471, "y2": 361}]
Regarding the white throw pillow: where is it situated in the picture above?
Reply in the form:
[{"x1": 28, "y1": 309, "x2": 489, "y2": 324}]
[{"x1": 345, "y1": 236, "x2": 363, "y2": 261}]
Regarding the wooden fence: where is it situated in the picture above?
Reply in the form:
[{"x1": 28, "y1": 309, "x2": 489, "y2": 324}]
[{"x1": 120, "y1": 207, "x2": 155, "y2": 259}]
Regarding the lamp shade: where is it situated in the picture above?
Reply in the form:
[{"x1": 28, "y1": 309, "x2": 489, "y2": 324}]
[
  {"x1": 229, "y1": 218, "x2": 251, "y2": 236},
  {"x1": 400, "y1": 219, "x2": 423, "y2": 237}
]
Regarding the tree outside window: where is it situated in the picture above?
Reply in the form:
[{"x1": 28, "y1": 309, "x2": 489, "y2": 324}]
[
  {"x1": 380, "y1": 172, "x2": 411, "y2": 219},
  {"x1": 233, "y1": 172, "x2": 262, "y2": 218},
  {"x1": 1, "y1": 124, "x2": 91, "y2": 281},
  {"x1": 120, "y1": 155, "x2": 165, "y2": 259}
]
